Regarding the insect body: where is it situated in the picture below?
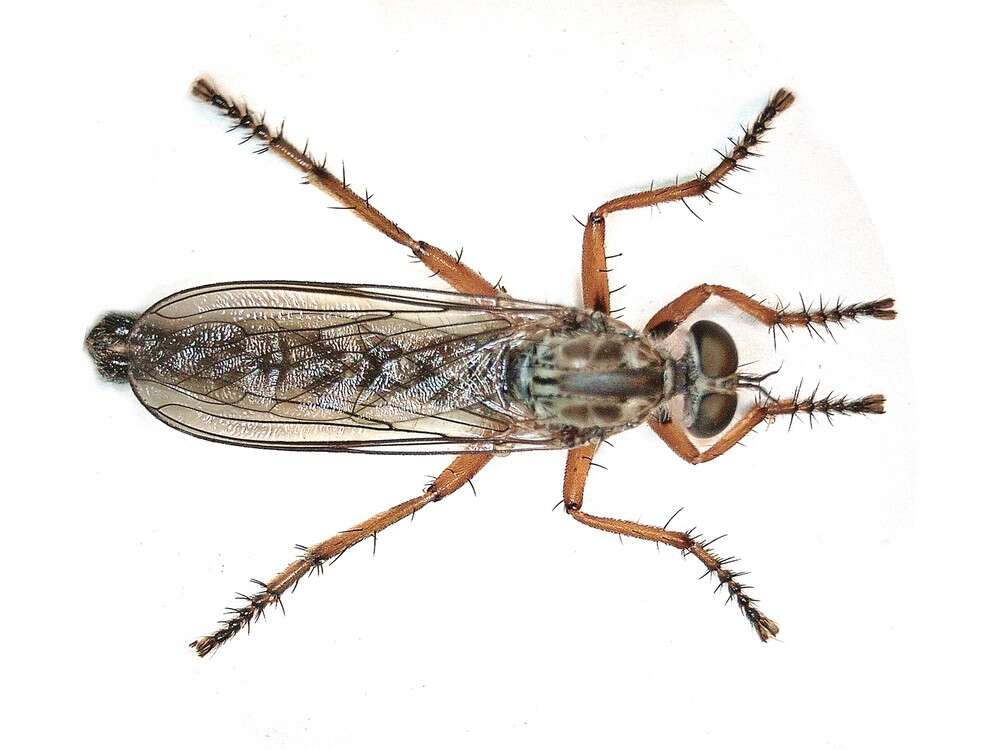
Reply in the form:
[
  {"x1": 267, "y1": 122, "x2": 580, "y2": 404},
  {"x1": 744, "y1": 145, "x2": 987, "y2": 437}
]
[{"x1": 87, "y1": 79, "x2": 896, "y2": 656}]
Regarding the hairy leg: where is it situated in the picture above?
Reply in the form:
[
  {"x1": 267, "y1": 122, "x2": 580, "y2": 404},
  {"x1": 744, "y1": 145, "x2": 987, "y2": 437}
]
[
  {"x1": 644, "y1": 283, "x2": 896, "y2": 340},
  {"x1": 192, "y1": 78, "x2": 499, "y2": 296},
  {"x1": 562, "y1": 446, "x2": 778, "y2": 641},
  {"x1": 569, "y1": 510, "x2": 779, "y2": 641},
  {"x1": 562, "y1": 443, "x2": 599, "y2": 511},
  {"x1": 650, "y1": 387, "x2": 887, "y2": 464},
  {"x1": 191, "y1": 453, "x2": 492, "y2": 656},
  {"x1": 580, "y1": 90, "x2": 795, "y2": 312},
  {"x1": 644, "y1": 281, "x2": 893, "y2": 464}
]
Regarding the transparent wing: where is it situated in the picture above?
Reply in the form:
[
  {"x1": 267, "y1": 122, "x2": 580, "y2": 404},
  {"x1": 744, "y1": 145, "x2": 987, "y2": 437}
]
[{"x1": 127, "y1": 281, "x2": 575, "y2": 454}]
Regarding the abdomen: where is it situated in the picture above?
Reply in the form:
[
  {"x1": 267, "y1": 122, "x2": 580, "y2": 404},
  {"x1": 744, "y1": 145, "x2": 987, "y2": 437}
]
[{"x1": 118, "y1": 282, "x2": 574, "y2": 454}]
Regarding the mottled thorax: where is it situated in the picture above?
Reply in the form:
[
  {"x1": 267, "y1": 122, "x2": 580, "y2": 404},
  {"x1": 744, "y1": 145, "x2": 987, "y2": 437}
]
[{"x1": 511, "y1": 315, "x2": 668, "y2": 437}]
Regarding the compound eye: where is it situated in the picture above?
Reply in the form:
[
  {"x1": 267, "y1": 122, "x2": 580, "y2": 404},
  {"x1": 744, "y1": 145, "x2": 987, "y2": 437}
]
[
  {"x1": 689, "y1": 392, "x2": 738, "y2": 438},
  {"x1": 691, "y1": 320, "x2": 738, "y2": 378}
]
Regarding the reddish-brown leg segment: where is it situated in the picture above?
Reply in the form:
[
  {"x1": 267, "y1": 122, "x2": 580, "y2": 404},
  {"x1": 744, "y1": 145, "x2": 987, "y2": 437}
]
[
  {"x1": 562, "y1": 443, "x2": 599, "y2": 511},
  {"x1": 644, "y1": 282, "x2": 893, "y2": 464},
  {"x1": 192, "y1": 78, "x2": 499, "y2": 297},
  {"x1": 650, "y1": 389, "x2": 887, "y2": 464},
  {"x1": 580, "y1": 90, "x2": 795, "y2": 312},
  {"x1": 644, "y1": 283, "x2": 896, "y2": 340},
  {"x1": 562, "y1": 444, "x2": 778, "y2": 641},
  {"x1": 191, "y1": 453, "x2": 492, "y2": 656},
  {"x1": 569, "y1": 511, "x2": 779, "y2": 642}
]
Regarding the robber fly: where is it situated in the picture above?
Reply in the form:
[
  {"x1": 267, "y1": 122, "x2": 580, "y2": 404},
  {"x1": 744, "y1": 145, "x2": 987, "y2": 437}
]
[{"x1": 86, "y1": 79, "x2": 895, "y2": 656}]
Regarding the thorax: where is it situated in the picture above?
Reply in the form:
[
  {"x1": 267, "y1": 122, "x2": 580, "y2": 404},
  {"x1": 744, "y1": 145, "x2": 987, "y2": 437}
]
[{"x1": 509, "y1": 314, "x2": 667, "y2": 439}]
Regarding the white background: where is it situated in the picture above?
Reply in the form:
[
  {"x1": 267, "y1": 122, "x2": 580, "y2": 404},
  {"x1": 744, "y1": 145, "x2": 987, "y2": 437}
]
[{"x1": 2, "y1": 1, "x2": 993, "y2": 747}]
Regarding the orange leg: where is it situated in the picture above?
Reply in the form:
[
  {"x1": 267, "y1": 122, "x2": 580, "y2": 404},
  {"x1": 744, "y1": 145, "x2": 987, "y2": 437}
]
[
  {"x1": 562, "y1": 443, "x2": 599, "y2": 511},
  {"x1": 191, "y1": 453, "x2": 492, "y2": 657},
  {"x1": 192, "y1": 78, "x2": 499, "y2": 297},
  {"x1": 645, "y1": 283, "x2": 896, "y2": 340},
  {"x1": 561, "y1": 446, "x2": 778, "y2": 642},
  {"x1": 643, "y1": 279, "x2": 893, "y2": 464},
  {"x1": 650, "y1": 389, "x2": 887, "y2": 465},
  {"x1": 580, "y1": 90, "x2": 795, "y2": 312}
]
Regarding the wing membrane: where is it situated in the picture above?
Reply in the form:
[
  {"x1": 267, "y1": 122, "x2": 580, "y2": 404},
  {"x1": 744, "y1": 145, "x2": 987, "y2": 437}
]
[{"x1": 127, "y1": 282, "x2": 573, "y2": 454}]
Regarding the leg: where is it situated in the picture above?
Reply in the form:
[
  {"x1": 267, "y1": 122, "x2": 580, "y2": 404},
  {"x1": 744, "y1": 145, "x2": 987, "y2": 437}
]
[
  {"x1": 644, "y1": 281, "x2": 893, "y2": 463},
  {"x1": 649, "y1": 388, "x2": 887, "y2": 465},
  {"x1": 569, "y1": 510, "x2": 779, "y2": 641},
  {"x1": 581, "y1": 90, "x2": 795, "y2": 312},
  {"x1": 562, "y1": 448, "x2": 778, "y2": 641},
  {"x1": 192, "y1": 78, "x2": 498, "y2": 297},
  {"x1": 563, "y1": 443, "x2": 599, "y2": 511},
  {"x1": 645, "y1": 283, "x2": 896, "y2": 340},
  {"x1": 190, "y1": 453, "x2": 491, "y2": 656}
]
